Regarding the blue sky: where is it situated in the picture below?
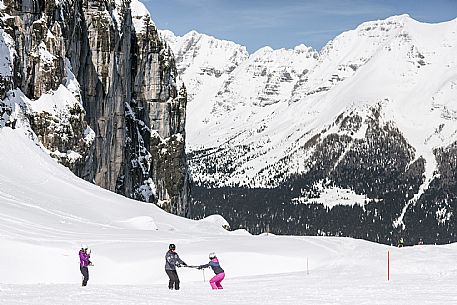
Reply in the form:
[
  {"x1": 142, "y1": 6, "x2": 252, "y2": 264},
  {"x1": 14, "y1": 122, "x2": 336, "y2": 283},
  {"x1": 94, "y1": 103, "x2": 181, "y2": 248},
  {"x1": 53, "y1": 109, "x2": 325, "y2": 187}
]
[{"x1": 143, "y1": 0, "x2": 457, "y2": 53}]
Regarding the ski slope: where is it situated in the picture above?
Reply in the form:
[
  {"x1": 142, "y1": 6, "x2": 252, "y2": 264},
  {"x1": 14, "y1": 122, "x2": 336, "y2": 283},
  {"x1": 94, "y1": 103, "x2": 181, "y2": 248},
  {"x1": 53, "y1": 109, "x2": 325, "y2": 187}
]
[{"x1": 1, "y1": 127, "x2": 457, "y2": 304}]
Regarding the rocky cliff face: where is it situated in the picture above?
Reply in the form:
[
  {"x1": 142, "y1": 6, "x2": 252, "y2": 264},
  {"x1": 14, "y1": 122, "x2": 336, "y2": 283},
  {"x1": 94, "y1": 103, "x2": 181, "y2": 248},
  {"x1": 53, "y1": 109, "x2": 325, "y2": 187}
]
[
  {"x1": 0, "y1": 0, "x2": 189, "y2": 216},
  {"x1": 164, "y1": 16, "x2": 457, "y2": 244}
]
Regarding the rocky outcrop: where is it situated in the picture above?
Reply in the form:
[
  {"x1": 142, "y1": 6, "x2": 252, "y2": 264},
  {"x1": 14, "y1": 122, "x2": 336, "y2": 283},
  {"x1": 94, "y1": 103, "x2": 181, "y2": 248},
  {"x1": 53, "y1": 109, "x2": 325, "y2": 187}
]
[{"x1": 0, "y1": 0, "x2": 189, "y2": 216}]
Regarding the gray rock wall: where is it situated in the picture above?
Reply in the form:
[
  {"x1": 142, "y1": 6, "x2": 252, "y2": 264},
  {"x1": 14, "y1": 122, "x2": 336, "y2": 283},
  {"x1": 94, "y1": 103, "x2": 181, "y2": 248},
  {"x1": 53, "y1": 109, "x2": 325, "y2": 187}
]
[{"x1": 0, "y1": 0, "x2": 189, "y2": 216}]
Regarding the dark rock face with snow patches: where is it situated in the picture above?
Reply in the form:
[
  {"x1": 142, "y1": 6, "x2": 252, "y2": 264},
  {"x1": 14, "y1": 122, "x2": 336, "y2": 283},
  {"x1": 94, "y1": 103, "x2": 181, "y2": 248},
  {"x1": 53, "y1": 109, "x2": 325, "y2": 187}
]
[{"x1": 0, "y1": 0, "x2": 189, "y2": 216}]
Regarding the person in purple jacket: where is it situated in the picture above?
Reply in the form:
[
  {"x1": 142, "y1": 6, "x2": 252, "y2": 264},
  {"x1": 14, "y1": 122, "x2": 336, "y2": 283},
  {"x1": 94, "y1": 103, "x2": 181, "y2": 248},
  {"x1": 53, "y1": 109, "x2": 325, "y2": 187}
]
[
  {"x1": 198, "y1": 252, "x2": 225, "y2": 289},
  {"x1": 79, "y1": 245, "x2": 92, "y2": 286}
]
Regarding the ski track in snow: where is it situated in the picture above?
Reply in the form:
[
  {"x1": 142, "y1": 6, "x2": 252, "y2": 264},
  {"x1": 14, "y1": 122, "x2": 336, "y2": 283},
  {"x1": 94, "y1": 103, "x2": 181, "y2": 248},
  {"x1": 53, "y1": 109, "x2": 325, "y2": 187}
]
[{"x1": 393, "y1": 154, "x2": 437, "y2": 229}]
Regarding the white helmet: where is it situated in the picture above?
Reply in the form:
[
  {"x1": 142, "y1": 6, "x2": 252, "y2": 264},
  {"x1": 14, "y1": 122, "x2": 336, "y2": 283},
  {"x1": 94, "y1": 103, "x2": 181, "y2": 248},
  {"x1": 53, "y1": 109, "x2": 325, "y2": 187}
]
[
  {"x1": 81, "y1": 244, "x2": 88, "y2": 250},
  {"x1": 209, "y1": 252, "x2": 216, "y2": 259}
]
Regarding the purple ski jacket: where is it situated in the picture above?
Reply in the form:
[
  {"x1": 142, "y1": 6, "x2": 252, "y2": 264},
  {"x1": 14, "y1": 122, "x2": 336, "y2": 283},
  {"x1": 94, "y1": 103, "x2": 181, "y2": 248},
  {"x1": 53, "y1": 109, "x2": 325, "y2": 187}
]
[
  {"x1": 199, "y1": 258, "x2": 224, "y2": 275},
  {"x1": 79, "y1": 250, "x2": 91, "y2": 267}
]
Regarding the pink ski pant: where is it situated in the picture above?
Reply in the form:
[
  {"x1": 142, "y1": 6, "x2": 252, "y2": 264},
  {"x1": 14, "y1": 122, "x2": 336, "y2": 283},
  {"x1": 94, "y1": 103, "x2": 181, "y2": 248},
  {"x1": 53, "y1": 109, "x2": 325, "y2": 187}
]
[{"x1": 210, "y1": 272, "x2": 225, "y2": 289}]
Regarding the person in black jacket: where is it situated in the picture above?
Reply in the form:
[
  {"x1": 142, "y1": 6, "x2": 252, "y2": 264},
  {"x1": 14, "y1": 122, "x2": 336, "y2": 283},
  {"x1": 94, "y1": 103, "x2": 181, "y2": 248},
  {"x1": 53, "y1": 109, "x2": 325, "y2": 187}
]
[{"x1": 165, "y1": 243, "x2": 187, "y2": 290}]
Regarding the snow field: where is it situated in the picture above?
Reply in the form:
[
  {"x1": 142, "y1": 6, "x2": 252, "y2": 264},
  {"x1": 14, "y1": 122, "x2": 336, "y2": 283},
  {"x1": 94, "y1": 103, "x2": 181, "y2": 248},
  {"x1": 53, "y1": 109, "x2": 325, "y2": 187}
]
[{"x1": 1, "y1": 245, "x2": 457, "y2": 305}]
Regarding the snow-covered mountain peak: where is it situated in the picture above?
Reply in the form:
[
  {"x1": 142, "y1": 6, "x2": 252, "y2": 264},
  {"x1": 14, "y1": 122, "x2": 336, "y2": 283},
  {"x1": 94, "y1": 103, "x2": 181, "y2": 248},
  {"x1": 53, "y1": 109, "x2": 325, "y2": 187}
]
[
  {"x1": 294, "y1": 43, "x2": 316, "y2": 54},
  {"x1": 163, "y1": 29, "x2": 248, "y2": 55},
  {"x1": 129, "y1": 0, "x2": 155, "y2": 33},
  {"x1": 112, "y1": 0, "x2": 155, "y2": 33},
  {"x1": 253, "y1": 46, "x2": 274, "y2": 54},
  {"x1": 353, "y1": 14, "x2": 415, "y2": 33},
  {"x1": 251, "y1": 44, "x2": 317, "y2": 59},
  {"x1": 162, "y1": 29, "x2": 249, "y2": 74},
  {"x1": 370, "y1": 13, "x2": 413, "y2": 24},
  {"x1": 130, "y1": 0, "x2": 150, "y2": 17}
]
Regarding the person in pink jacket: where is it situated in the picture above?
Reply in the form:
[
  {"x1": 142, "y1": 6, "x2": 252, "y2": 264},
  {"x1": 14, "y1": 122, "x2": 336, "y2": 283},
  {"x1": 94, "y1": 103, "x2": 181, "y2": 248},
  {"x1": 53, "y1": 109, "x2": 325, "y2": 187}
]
[
  {"x1": 198, "y1": 252, "x2": 225, "y2": 289},
  {"x1": 79, "y1": 245, "x2": 92, "y2": 286}
]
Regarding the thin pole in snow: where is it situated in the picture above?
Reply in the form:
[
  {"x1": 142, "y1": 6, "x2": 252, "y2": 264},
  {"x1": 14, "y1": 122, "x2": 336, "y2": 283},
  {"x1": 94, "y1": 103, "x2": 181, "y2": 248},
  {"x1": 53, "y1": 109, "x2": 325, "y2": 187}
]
[
  {"x1": 387, "y1": 250, "x2": 390, "y2": 281},
  {"x1": 307, "y1": 257, "x2": 309, "y2": 275},
  {"x1": 203, "y1": 269, "x2": 206, "y2": 282}
]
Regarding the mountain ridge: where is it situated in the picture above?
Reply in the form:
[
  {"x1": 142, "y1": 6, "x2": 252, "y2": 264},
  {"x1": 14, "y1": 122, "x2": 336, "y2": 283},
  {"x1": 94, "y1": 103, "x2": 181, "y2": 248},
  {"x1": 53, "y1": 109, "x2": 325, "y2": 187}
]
[{"x1": 161, "y1": 14, "x2": 457, "y2": 244}]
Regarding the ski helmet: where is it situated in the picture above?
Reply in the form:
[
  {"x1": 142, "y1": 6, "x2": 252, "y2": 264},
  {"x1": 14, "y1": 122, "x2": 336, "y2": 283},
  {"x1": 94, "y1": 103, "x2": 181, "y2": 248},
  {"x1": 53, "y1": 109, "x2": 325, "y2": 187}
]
[
  {"x1": 169, "y1": 243, "x2": 176, "y2": 250},
  {"x1": 81, "y1": 244, "x2": 88, "y2": 250},
  {"x1": 209, "y1": 252, "x2": 216, "y2": 259}
]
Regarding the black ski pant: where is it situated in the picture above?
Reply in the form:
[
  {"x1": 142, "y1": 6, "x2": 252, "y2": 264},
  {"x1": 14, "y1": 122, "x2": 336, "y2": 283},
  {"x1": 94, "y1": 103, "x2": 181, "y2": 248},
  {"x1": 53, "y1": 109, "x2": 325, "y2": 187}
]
[
  {"x1": 165, "y1": 269, "x2": 180, "y2": 290},
  {"x1": 80, "y1": 266, "x2": 89, "y2": 286}
]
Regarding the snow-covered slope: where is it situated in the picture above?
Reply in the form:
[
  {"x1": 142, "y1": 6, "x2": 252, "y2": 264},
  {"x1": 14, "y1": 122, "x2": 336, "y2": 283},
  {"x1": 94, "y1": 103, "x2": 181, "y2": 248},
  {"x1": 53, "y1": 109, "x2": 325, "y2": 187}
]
[
  {"x1": 0, "y1": 126, "x2": 327, "y2": 284},
  {"x1": 1, "y1": 128, "x2": 457, "y2": 304}
]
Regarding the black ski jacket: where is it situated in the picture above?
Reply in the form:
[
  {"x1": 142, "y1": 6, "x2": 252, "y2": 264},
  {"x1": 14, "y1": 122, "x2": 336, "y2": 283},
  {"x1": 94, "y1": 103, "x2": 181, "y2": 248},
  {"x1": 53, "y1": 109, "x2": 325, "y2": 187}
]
[{"x1": 165, "y1": 250, "x2": 186, "y2": 270}]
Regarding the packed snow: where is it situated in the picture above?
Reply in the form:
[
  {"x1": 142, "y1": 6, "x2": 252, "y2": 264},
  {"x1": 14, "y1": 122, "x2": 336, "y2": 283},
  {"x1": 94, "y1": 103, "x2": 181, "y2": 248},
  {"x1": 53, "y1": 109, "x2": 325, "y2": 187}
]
[{"x1": 1, "y1": 127, "x2": 457, "y2": 304}]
